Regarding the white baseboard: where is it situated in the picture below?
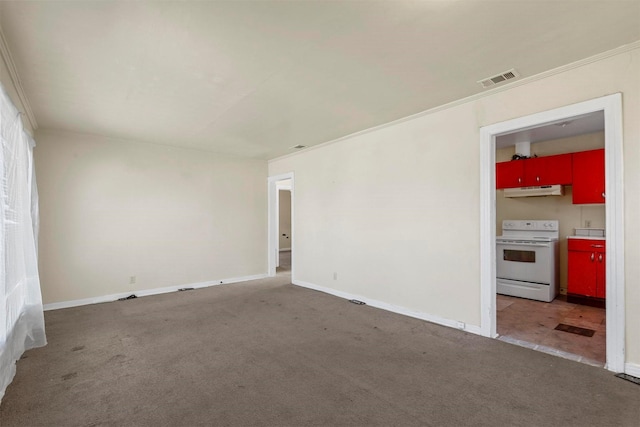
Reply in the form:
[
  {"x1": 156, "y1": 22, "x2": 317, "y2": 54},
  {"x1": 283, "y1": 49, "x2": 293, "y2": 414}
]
[
  {"x1": 292, "y1": 279, "x2": 483, "y2": 336},
  {"x1": 43, "y1": 273, "x2": 268, "y2": 311},
  {"x1": 625, "y1": 362, "x2": 640, "y2": 377}
]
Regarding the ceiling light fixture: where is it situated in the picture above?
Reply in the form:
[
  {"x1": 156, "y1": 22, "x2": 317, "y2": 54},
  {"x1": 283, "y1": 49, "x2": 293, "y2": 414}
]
[{"x1": 554, "y1": 121, "x2": 573, "y2": 128}]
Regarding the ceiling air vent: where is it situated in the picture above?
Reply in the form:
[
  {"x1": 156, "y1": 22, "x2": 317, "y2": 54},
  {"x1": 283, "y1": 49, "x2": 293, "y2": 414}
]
[
  {"x1": 291, "y1": 144, "x2": 306, "y2": 149},
  {"x1": 478, "y1": 69, "x2": 520, "y2": 89}
]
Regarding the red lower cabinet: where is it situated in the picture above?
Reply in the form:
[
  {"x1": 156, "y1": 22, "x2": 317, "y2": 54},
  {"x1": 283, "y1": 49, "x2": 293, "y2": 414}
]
[
  {"x1": 567, "y1": 239, "x2": 605, "y2": 301},
  {"x1": 595, "y1": 251, "x2": 606, "y2": 299}
]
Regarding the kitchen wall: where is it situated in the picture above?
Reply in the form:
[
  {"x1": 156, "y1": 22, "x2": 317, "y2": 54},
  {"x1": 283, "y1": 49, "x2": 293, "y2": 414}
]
[
  {"x1": 496, "y1": 132, "x2": 606, "y2": 293},
  {"x1": 495, "y1": 132, "x2": 605, "y2": 163},
  {"x1": 35, "y1": 130, "x2": 267, "y2": 305},
  {"x1": 269, "y1": 46, "x2": 640, "y2": 367},
  {"x1": 279, "y1": 190, "x2": 292, "y2": 250}
]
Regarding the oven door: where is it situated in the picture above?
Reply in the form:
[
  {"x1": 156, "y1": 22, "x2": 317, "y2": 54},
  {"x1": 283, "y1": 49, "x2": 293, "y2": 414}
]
[{"x1": 496, "y1": 240, "x2": 552, "y2": 284}]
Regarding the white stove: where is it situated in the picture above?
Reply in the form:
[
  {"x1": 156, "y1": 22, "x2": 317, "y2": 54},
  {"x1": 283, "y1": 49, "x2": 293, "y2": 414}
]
[{"x1": 496, "y1": 220, "x2": 559, "y2": 302}]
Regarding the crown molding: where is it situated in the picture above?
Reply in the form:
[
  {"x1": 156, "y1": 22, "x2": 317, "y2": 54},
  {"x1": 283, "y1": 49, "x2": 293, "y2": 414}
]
[
  {"x1": 0, "y1": 25, "x2": 38, "y2": 131},
  {"x1": 269, "y1": 40, "x2": 640, "y2": 164}
]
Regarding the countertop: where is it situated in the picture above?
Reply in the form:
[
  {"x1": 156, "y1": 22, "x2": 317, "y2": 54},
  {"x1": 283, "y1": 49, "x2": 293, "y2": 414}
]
[{"x1": 567, "y1": 236, "x2": 606, "y2": 240}]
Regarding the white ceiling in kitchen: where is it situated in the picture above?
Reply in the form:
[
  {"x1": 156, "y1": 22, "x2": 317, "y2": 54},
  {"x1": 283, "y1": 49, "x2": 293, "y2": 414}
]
[
  {"x1": 0, "y1": 1, "x2": 638, "y2": 159},
  {"x1": 495, "y1": 111, "x2": 605, "y2": 149}
]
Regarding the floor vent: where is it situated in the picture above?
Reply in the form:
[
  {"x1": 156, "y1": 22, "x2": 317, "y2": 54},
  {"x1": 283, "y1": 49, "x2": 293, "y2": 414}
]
[
  {"x1": 615, "y1": 373, "x2": 640, "y2": 386},
  {"x1": 554, "y1": 323, "x2": 595, "y2": 337},
  {"x1": 478, "y1": 69, "x2": 520, "y2": 88}
]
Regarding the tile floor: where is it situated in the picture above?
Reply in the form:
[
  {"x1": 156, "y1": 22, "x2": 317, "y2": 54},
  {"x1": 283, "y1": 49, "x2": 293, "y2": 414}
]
[{"x1": 497, "y1": 294, "x2": 606, "y2": 366}]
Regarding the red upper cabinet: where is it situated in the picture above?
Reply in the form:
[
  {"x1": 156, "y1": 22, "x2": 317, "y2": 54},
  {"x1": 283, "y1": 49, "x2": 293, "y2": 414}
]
[
  {"x1": 524, "y1": 154, "x2": 572, "y2": 186},
  {"x1": 572, "y1": 149, "x2": 605, "y2": 204},
  {"x1": 496, "y1": 161, "x2": 524, "y2": 189},
  {"x1": 496, "y1": 153, "x2": 572, "y2": 189}
]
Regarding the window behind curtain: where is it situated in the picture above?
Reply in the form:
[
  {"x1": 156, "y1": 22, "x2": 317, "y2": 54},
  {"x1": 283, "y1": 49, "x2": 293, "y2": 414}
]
[{"x1": 0, "y1": 84, "x2": 46, "y2": 404}]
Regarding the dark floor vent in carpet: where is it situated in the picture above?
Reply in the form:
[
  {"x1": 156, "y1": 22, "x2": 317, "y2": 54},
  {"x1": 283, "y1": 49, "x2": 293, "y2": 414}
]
[
  {"x1": 554, "y1": 323, "x2": 595, "y2": 337},
  {"x1": 615, "y1": 373, "x2": 640, "y2": 386}
]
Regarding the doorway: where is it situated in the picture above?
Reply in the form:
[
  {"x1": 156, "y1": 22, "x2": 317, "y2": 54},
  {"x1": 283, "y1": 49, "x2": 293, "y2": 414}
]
[
  {"x1": 268, "y1": 173, "x2": 294, "y2": 279},
  {"x1": 479, "y1": 94, "x2": 625, "y2": 373},
  {"x1": 276, "y1": 180, "x2": 292, "y2": 274},
  {"x1": 495, "y1": 115, "x2": 606, "y2": 366}
]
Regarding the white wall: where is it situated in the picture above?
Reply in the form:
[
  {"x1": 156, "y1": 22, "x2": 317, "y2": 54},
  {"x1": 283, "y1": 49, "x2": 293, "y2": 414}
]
[
  {"x1": 269, "y1": 47, "x2": 640, "y2": 366},
  {"x1": 35, "y1": 130, "x2": 267, "y2": 304}
]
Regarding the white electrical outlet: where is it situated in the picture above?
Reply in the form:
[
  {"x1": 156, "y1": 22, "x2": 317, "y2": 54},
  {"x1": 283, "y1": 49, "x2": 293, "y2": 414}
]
[
  {"x1": 585, "y1": 220, "x2": 592, "y2": 228},
  {"x1": 129, "y1": 276, "x2": 136, "y2": 284},
  {"x1": 333, "y1": 272, "x2": 337, "y2": 280},
  {"x1": 456, "y1": 321, "x2": 465, "y2": 330}
]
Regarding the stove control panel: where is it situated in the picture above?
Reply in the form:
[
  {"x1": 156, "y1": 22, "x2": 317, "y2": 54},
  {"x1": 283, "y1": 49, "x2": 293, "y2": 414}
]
[{"x1": 502, "y1": 220, "x2": 559, "y2": 232}]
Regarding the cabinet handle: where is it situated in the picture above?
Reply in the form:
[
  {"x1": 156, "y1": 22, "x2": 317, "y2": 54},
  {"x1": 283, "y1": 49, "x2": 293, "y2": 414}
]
[
  {"x1": 598, "y1": 254, "x2": 603, "y2": 262},
  {"x1": 591, "y1": 244, "x2": 604, "y2": 248},
  {"x1": 602, "y1": 192, "x2": 606, "y2": 199},
  {"x1": 590, "y1": 253, "x2": 595, "y2": 261},
  {"x1": 518, "y1": 177, "x2": 522, "y2": 184},
  {"x1": 536, "y1": 176, "x2": 540, "y2": 182}
]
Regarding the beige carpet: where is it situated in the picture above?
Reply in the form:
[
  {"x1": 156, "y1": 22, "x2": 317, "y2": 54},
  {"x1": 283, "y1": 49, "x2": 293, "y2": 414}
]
[{"x1": 1, "y1": 274, "x2": 638, "y2": 426}]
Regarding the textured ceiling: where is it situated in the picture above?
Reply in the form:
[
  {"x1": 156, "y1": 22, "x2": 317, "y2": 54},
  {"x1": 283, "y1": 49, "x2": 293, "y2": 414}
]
[{"x1": 1, "y1": 1, "x2": 639, "y2": 159}]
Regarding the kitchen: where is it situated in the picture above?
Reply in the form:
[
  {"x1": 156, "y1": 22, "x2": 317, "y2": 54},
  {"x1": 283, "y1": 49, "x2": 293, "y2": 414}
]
[{"x1": 494, "y1": 111, "x2": 607, "y2": 366}]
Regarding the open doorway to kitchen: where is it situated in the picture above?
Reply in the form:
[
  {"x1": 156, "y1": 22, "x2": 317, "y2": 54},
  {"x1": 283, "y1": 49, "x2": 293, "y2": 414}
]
[
  {"x1": 479, "y1": 94, "x2": 625, "y2": 373},
  {"x1": 268, "y1": 173, "x2": 294, "y2": 280},
  {"x1": 494, "y1": 115, "x2": 606, "y2": 366}
]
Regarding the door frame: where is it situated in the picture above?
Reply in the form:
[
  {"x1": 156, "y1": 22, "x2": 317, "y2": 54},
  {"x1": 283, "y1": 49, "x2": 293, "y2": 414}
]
[
  {"x1": 479, "y1": 93, "x2": 625, "y2": 373},
  {"x1": 268, "y1": 172, "x2": 294, "y2": 278}
]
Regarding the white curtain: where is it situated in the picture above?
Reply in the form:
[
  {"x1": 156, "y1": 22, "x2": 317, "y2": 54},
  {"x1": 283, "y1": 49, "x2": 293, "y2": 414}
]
[{"x1": 0, "y1": 84, "x2": 46, "y2": 403}]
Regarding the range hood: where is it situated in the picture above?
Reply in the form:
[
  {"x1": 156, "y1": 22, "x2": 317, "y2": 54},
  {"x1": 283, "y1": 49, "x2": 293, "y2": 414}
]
[{"x1": 503, "y1": 185, "x2": 564, "y2": 198}]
